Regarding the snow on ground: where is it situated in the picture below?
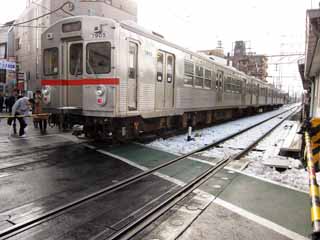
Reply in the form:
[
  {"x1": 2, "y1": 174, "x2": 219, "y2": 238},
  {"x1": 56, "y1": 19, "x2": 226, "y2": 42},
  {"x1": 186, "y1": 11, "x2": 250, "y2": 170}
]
[
  {"x1": 147, "y1": 105, "x2": 292, "y2": 155},
  {"x1": 243, "y1": 119, "x2": 308, "y2": 192},
  {"x1": 147, "y1": 104, "x2": 309, "y2": 192}
]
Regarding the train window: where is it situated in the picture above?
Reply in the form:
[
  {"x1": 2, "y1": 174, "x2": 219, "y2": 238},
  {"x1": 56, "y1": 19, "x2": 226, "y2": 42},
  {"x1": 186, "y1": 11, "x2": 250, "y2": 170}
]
[
  {"x1": 157, "y1": 52, "x2": 164, "y2": 82},
  {"x1": 86, "y1": 42, "x2": 111, "y2": 74},
  {"x1": 70, "y1": 43, "x2": 83, "y2": 75},
  {"x1": 184, "y1": 61, "x2": 194, "y2": 86},
  {"x1": 204, "y1": 69, "x2": 211, "y2": 89},
  {"x1": 195, "y1": 65, "x2": 203, "y2": 87},
  {"x1": 43, "y1": 47, "x2": 58, "y2": 76},
  {"x1": 167, "y1": 55, "x2": 174, "y2": 83},
  {"x1": 225, "y1": 77, "x2": 231, "y2": 92},
  {"x1": 218, "y1": 71, "x2": 224, "y2": 89},
  {"x1": 215, "y1": 73, "x2": 219, "y2": 89},
  {"x1": 129, "y1": 42, "x2": 138, "y2": 79}
]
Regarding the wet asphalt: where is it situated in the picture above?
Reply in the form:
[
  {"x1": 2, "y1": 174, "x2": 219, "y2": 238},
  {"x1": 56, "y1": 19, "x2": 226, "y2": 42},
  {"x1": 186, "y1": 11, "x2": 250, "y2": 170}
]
[{"x1": 0, "y1": 132, "x2": 178, "y2": 239}]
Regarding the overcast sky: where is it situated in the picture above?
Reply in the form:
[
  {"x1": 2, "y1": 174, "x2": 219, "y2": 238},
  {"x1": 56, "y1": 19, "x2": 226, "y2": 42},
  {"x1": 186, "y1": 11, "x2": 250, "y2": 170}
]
[{"x1": 0, "y1": 0, "x2": 315, "y2": 93}]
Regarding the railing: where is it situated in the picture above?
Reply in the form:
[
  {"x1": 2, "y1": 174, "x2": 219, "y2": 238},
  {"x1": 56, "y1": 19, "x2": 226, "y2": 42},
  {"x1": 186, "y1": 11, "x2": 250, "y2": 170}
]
[{"x1": 305, "y1": 132, "x2": 320, "y2": 239}]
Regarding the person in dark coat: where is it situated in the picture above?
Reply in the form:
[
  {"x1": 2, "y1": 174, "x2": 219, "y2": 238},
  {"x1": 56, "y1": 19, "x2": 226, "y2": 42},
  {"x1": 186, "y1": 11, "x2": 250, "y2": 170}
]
[
  {"x1": 7, "y1": 94, "x2": 16, "y2": 113},
  {"x1": 0, "y1": 93, "x2": 4, "y2": 113},
  {"x1": 4, "y1": 95, "x2": 9, "y2": 112},
  {"x1": 7, "y1": 91, "x2": 18, "y2": 134}
]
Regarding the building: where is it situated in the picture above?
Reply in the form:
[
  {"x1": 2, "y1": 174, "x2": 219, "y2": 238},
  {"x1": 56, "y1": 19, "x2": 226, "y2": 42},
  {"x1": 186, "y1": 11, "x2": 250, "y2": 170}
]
[
  {"x1": 232, "y1": 40, "x2": 268, "y2": 82},
  {"x1": 0, "y1": 21, "x2": 14, "y2": 94},
  {"x1": 300, "y1": 9, "x2": 320, "y2": 118},
  {"x1": 7, "y1": 0, "x2": 138, "y2": 92}
]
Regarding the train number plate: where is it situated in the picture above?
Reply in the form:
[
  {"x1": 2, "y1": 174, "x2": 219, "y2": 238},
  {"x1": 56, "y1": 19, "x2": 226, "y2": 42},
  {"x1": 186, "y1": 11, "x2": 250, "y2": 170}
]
[{"x1": 91, "y1": 33, "x2": 107, "y2": 39}]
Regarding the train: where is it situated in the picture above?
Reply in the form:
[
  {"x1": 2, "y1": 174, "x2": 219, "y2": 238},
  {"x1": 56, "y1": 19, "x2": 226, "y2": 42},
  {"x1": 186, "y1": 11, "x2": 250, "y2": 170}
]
[{"x1": 41, "y1": 15, "x2": 287, "y2": 140}]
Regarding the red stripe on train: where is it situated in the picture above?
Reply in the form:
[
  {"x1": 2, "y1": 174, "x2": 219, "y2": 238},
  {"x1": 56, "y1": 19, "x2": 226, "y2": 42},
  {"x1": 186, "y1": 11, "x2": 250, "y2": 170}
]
[{"x1": 41, "y1": 78, "x2": 120, "y2": 86}]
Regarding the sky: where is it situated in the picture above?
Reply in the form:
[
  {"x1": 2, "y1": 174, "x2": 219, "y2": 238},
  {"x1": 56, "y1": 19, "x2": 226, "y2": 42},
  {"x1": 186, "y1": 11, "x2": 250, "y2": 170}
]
[
  {"x1": 138, "y1": 0, "x2": 311, "y2": 94},
  {"x1": 0, "y1": 0, "x2": 315, "y2": 94}
]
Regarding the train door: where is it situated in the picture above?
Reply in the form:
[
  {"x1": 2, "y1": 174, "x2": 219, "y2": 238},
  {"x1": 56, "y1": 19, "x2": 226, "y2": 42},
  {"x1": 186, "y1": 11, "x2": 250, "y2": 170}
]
[
  {"x1": 249, "y1": 80, "x2": 253, "y2": 104},
  {"x1": 216, "y1": 70, "x2": 223, "y2": 104},
  {"x1": 128, "y1": 42, "x2": 138, "y2": 111},
  {"x1": 165, "y1": 54, "x2": 175, "y2": 108},
  {"x1": 241, "y1": 79, "x2": 246, "y2": 105},
  {"x1": 155, "y1": 51, "x2": 175, "y2": 110},
  {"x1": 67, "y1": 41, "x2": 83, "y2": 108},
  {"x1": 265, "y1": 88, "x2": 268, "y2": 103}
]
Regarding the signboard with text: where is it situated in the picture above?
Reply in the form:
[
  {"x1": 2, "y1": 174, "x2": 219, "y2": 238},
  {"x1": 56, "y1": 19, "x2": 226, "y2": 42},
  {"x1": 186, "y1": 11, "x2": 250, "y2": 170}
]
[{"x1": 0, "y1": 60, "x2": 16, "y2": 71}]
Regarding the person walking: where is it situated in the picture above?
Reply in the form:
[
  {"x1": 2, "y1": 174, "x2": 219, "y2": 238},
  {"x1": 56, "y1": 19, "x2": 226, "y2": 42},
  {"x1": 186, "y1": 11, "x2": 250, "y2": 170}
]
[
  {"x1": 7, "y1": 92, "x2": 16, "y2": 113},
  {"x1": 7, "y1": 91, "x2": 18, "y2": 133},
  {"x1": 33, "y1": 90, "x2": 48, "y2": 134},
  {"x1": 11, "y1": 97, "x2": 32, "y2": 137},
  {"x1": 0, "y1": 93, "x2": 4, "y2": 113},
  {"x1": 4, "y1": 95, "x2": 9, "y2": 112}
]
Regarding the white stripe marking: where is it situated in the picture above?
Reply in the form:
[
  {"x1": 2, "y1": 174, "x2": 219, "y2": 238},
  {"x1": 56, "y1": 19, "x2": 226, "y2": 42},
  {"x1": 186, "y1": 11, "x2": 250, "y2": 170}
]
[
  {"x1": 91, "y1": 145, "x2": 309, "y2": 240},
  {"x1": 214, "y1": 198, "x2": 309, "y2": 240},
  {"x1": 138, "y1": 143, "x2": 307, "y2": 194},
  {"x1": 224, "y1": 166, "x2": 308, "y2": 194}
]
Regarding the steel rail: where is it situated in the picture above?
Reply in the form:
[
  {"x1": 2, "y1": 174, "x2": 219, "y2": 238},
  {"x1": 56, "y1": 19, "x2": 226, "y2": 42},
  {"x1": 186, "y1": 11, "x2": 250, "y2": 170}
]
[
  {"x1": 104, "y1": 106, "x2": 300, "y2": 240},
  {"x1": 0, "y1": 105, "x2": 297, "y2": 239}
]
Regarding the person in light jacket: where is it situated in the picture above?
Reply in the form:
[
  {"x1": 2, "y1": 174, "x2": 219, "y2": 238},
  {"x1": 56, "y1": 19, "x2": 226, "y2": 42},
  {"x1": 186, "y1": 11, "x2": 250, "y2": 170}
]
[
  {"x1": 11, "y1": 97, "x2": 33, "y2": 137},
  {"x1": 33, "y1": 90, "x2": 48, "y2": 134}
]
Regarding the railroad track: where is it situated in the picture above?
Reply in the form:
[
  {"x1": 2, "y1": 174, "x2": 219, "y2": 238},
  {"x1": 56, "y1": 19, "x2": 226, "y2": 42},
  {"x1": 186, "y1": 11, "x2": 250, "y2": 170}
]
[{"x1": 0, "y1": 104, "x2": 299, "y2": 240}]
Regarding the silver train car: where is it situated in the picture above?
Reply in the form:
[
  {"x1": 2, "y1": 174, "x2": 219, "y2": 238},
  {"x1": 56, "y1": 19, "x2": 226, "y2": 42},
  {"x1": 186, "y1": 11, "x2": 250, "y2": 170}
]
[{"x1": 41, "y1": 16, "x2": 286, "y2": 139}]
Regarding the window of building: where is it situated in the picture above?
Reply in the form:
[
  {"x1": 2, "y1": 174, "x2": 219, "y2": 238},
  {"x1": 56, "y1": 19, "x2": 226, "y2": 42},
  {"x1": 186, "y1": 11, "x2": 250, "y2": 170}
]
[
  {"x1": 0, "y1": 43, "x2": 6, "y2": 59},
  {"x1": 15, "y1": 38, "x2": 21, "y2": 51},
  {"x1": 184, "y1": 61, "x2": 194, "y2": 86},
  {"x1": 43, "y1": 47, "x2": 59, "y2": 76},
  {"x1": 86, "y1": 42, "x2": 111, "y2": 74}
]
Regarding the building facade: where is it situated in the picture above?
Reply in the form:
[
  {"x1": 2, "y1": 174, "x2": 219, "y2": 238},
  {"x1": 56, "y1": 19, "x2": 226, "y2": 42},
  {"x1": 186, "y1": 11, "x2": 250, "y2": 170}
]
[
  {"x1": 0, "y1": 22, "x2": 14, "y2": 94},
  {"x1": 232, "y1": 40, "x2": 268, "y2": 82},
  {"x1": 301, "y1": 9, "x2": 320, "y2": 118},
  {"x1": 8, "y1": 0, "x2": 137, "y2": 92}
]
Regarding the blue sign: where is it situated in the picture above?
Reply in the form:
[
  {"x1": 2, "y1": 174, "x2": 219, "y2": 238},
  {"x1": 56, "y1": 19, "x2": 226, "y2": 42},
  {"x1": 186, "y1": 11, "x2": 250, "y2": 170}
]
[{"x1": 0, "y1": 60, "x2": 16, "y2": 71}]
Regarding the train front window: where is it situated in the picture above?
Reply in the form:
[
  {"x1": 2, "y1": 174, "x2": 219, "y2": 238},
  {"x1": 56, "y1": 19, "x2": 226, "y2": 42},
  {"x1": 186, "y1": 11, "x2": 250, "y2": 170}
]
[
  {"x1": 44, "y1": 48, "x2": 58, "y2": 76},
  {"x1": 70, "y1": 43, "x2": 83, "y2": 75},
  {"x1": 86, "y1": 42, "x2": 111, "y2": 74}
]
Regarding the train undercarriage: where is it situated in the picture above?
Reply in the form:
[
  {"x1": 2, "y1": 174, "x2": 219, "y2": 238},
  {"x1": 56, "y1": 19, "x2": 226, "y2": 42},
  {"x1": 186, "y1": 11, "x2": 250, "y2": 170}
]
[{"x1": 49, "y1": 105, "x2": 282, "y2": 142}]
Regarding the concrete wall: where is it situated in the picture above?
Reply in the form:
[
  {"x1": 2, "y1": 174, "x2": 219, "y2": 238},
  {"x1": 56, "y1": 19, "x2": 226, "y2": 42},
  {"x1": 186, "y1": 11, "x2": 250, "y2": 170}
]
[{"x1": 11, "y1": 0, "x2": 137, "y2": 91}]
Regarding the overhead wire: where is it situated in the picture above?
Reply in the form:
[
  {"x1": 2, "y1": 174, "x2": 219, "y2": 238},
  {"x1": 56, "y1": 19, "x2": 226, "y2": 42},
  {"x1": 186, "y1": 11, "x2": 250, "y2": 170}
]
[
  {"x1": 1, "y1": 1, "x2": 74, "y2": 28},
  {"x1": 31, "y1": 0, "x2": 67, "y2": 18}
]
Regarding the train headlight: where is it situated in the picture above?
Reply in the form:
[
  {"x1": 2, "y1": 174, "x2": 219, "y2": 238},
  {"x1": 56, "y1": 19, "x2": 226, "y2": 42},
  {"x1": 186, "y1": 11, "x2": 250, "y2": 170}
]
[
  {"x1": 43, "y1": 88, "x2": 50, "y2": 96},
  {"x1": 96, "y1": 86, "x2": 105, "y2": 96},
  {"x1": 42, "y1": 86, "x2": 51, "y2": 104},
  {"x1": 95, "y1": 86, "x2": 107, "y2": 106}
]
